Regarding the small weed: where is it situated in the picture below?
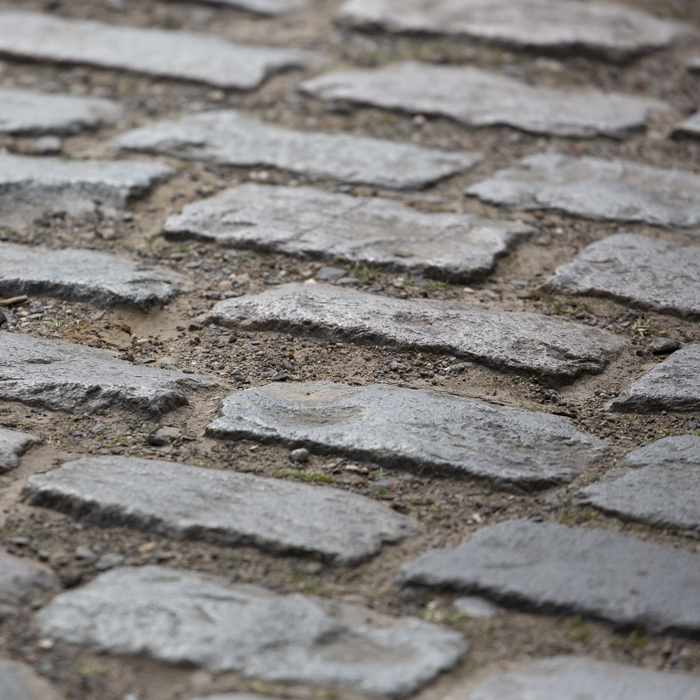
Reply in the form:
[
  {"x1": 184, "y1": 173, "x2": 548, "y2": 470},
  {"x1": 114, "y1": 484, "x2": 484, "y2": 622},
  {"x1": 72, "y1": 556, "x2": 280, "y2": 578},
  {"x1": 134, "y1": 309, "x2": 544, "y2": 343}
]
[
  {"x1": 631, "y1": 318, "x2": 660, "y2": 338},
  {"x1": 563, "y1": 615, "x2": 591, "y2": 644},
  {"x1": 427, "y1": 281, "x2": 450, "y2": 291},
  {"x1": 353, "y1": 261, "x2": 382, "y2": 280},
  {"x1": 103, "y1": 433, "x2": 127, "y2": 448},
  {"x1": 625, "y1": 628, "x2": 650, "y2": 650},
  {"x1": 273, "y1": 470, "x2": 336, "y2": 484}
]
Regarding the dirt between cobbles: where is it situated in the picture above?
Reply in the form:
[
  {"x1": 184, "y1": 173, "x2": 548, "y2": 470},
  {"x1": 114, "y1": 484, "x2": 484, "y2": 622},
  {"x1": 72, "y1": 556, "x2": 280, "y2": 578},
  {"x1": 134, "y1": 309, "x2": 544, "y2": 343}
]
[{"x1": 1, "y1": 0, "x2": 700, "y2": 697}]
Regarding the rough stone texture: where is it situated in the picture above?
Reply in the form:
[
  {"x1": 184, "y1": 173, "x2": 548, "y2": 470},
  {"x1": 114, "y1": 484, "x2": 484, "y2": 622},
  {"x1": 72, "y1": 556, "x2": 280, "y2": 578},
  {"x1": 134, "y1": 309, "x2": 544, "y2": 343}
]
[
  {"x1": 113, "y1": 110, "x2": 479, "y2": 190},
  {"x1": 0, "y1": 153, "x2": 173, "y2": 216},
  {"x1": 206, "y1": 382, "x2": 607, "y2": 490},
  {"x1": 302, "y1": 63, "x2": 667, "y2": 139},
  {"x1": 396, "y1": 520, "x2": 700, "y2": 636},
  {"x1": 204, "y1": 283, "x2": 625, "y2": 381},
  {"x1": 546, "y1": 234, "x2": 700, "y2": 320},
  {"x1": 0, "y1": 243, "x2": 178, "y2": 309},
  {"x1": 463, "y1": 656, "x2": 700, "y2": 700},
  {"x1": 611, "y1": 345, "x2": 700, "y2": 413},
  {"x1": 36, "y1": 566, "x2": 467, "y2": 697},
  {"x1": 0, "y1": 89, "x2": 121, "y2": 136},
  {"x1": 0, "y1": 333, "x2": 216, "y2": 417},
  {"x1": 163, "y1": 184, "x2": 532, "y2": 281},
  {"x1": 467, "y1": 153, "x2": 700, "y2": 228},
  {"x1": 180, "y1": 0, "x2": 305, "y2": 14},
  {"x1": 0, "y1": 12, "x2": 316, "y2": 90},
  {"x1": 338, "y1": 0, "x2": 684, "y2": 62},
  {"x1": 22, "y1": 455, "x2": 419, "y2": 565},
  {"x1": 0, "y1": 659, "x2": 62, "y2": 700},
  {"x1": 0, "y1": 552, "x2": 56, "y2": 608},
  {"x1": 673, "y1": 110, "x2": 700, "y2": 138},
  {"x1": 0, "y1": 427, "x2": 38, "y2": 473},
  {"x1": 574, "y1": 436, "x2": 700, "y2": 534}
]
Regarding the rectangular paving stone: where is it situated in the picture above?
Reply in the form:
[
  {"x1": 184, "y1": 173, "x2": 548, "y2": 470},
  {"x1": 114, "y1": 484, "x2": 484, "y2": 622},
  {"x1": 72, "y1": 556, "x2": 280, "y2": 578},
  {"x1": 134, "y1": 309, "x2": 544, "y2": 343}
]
[
  {"x1": 546, "y1": 233, "x2": 700, "y2": 320},
  {"x1": 0, "y1": 89, "x2": 121, "y2": 136},
  {"x1": 206, "y1": 382, "x2": 607, "y2": 490},
  {"x1": 0, "y1": 153, "x2": 173, "y2": 217},
  {"x1": 22, "y1": 455, "x2": 419, "y2": 565},
  {"x1": 575, "y1": 436, "x2": 700, "y2": 535},
  {"x1": 611, "y1": 345, "x2": 700, "y2": 413},
  {"x1": 302, "y1": 62, "x2": 667, "y2": 139},
  {"x1": 396, "y1": 520, "x2": 700, "y2": 636},
  {"x1": 0, "y1": 12, "x2": 316, "y2": 90},
  {"x1": 0, "y1": 332, "x2": 216, "y2": 417},
  {"x1": 163, "y1": 184, "x2": 532, "y2": 282},
  {"x1": 113, "y1": 110, "x2": 480, "y2": 190},
  {"x1": 467, "y1": 152, "x2": 700, "y2": 227},
  {"x1": 0, "y1": 552, "x2": 56, "y2": 608},
  {"x1": 0, "y1": 242, "x2": 178, "y2": 309},
  {"x1": 0, "y1": 427, "x2": 38, "y2": 473},
  {"x1": 463, "y1": 656, "x2": 700, "y2": 700},
  {"x1": 338, "y1": 0, "x2": 684, "y2": 62},
  {"x1": 0, "y1": 659, "x2": 62, "y2": 700},
  {"x1": 673, "y1": 110, "x2": 700, "y2": 138},
  {"x1": 204, "y1": 283, "x2": 626, "y2": 381},
  {"x1": 36, "y1": 566, "x2": 468, "y2": 697}
]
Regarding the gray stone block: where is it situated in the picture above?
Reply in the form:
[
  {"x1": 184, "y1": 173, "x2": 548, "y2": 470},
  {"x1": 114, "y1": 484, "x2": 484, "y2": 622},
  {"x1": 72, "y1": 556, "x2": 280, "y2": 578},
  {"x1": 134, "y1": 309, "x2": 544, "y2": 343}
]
[
  {"x1": 546, "y1": 234, "x2": 700, "y2": 320},
  {"x1": 0, "y1": 659, "x2": 62, "y2": 700},
  {"x1": 0, "y1": 243, "x2": 178, "y2": 309},
  {"x1": 205, "y1": 382, "x2": 607, "y2": 490},
  {"x1": 689, "y1": 57, "x2": 700, "y2": 73},
  {"x1": 0, "y1": 553, "x2": 56, "y2": 608},
  {"x1": 163, "y1": 184, "x2": 532, "y2": 281},
  {"x1": 611, "y1": 345, "x2": 700, "y2": 413},
  {"x1": 36, "y1": 566, "x2": 467, "y2": 696},
  {"x1": 204, "y1": 283, "x2": 625, "y2": 381},
  {"x1": 113, "y1": 110, "x2": 479, "y2": 190},
  {"x1": 463, "y1": 656, "x2": 700, "y2": 700},
  {"x1": 396, "y1": 520, "x2": 700, "y2": 636},
  {"x1": 575, "y1": 436, "x2": 700, "y2": 534},
  {"x1": 0, "y1": 12, "x2": 316, "y2": 89},
  {"x1": 0, "y1": 427, "x2": 38, "y2": 473},
  {"x1": 0, "y1": 153, "x2": 173, "y2": 217},
  {"x1": 467, "y1": 153, "x2": 700, "y2": 228},
  {"x1": 22, "y1": 455, "x2": 419, "y2": 565},
  {"x1": 302, "y1": 63, "x2": 667, "y2": 139},
  {"x1": 0, "y1": 89, "x2": 121, "y2": 136},
  {"x1": 338, "y1": 0, "x2": 683, "y2": 62},
  {"x1": 673, "y1": 110, "x2": 700, "y2": 138},
  {"x1": 0, "y1": 332, "x2": 216, "y2": 417}
]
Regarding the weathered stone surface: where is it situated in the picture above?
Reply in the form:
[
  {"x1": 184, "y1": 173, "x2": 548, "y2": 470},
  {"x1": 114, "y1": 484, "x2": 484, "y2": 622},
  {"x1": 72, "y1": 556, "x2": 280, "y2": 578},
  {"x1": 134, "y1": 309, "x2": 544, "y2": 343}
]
[
  {"x1": 575, "y1": 436, "x2": 700, "y2": 534},
  {"x1": 546, "y1": 234, "x2": 700, "y2": 320},
  {"x1": 36, "y1": 566, "x2": 467, "y2": 696},
  {"x1": 204, "y1": 283, "x2": 625, "y2": 381},
  {"x1": 164, "y1": 184, "x2": 532, "y2": 281},
  {"x1": 0, "y1": 89, "x2": 121, "y2": 136},
  {"x1": 0, "y1": 243, "x2": 178, "y2": 309},
  {"x1": 113, "y1": 110, "x2": 479, "y2": 190},
  {"x1": 0, "y1": 12, "x2": 316, "y2": 90},
  {"x1": 22, "y1": 455, "x2": 419, "y2": 565},
  {"x1": 673, "y1": 110, "x2": 700, "y2": 138},
  {"x1": 0, "y1": 659, "x2": 62, "y2": 700},
  {"x1": 0, "y1": 333, "x2": 215, "y2": 417},
  {"x1": 689, "y1": 57, "x2": 700, "y2": 73},
  {"x1": 206, "y1": 382, "x2": 607, "y2": 490},
  {"x1": 0, "y1": 552, "x2": 56, "y2": 608},
  {"x1": 0, "y1": 427, "x2": 38, "y2": 473},
  {"x1": 180, "y1": 0, "x2": 305, "y2": 14},
  {"x1": 611, "y1": 345, "x2": 700, "y2": 413},
  {"x1": 0, "y1": 153, "x2": 173, "y2": 216},
  {"x1": 302, "y1": 63, "x2": 667, "y2": 139},
  {"x1": 396, "y1": 520, "x2": 700, "y2": 635},
  {"x1": 338, "y1": 0, "x2": 683, "y2": 62},
  {"x1": 463, "y1": 656, "x2": 700, "y2": 700},
  {"x1": 467, "y1": 153, "x2": 700, "y2": 228}
]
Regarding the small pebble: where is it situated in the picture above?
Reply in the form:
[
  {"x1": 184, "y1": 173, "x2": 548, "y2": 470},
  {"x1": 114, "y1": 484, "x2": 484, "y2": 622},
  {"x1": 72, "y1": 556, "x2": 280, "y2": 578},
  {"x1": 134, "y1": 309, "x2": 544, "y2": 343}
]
[
  {"x1": 290, "y1": 447, "x2": 310, "y2": 464},
  {"x1": 453, "y1": 596, "x2": 498, "y2": 619}
]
